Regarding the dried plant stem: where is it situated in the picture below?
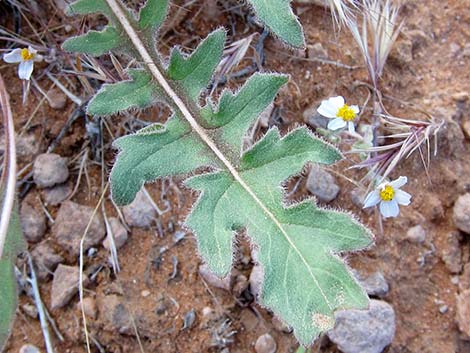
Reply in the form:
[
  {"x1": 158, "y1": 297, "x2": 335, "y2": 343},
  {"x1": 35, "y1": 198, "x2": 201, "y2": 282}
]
[
  {"x1": 79, "y1": 183, "x2": 109, "y2": 353},
  {"x1": 27, "y1": 254, "x2": 55, "y2": 353},
  {"x1": 0, "y1": 73, "x2": 16, "y2": 260},
  {"x1": 105, "y1": 0, "x2": 334, "y2": 311}
]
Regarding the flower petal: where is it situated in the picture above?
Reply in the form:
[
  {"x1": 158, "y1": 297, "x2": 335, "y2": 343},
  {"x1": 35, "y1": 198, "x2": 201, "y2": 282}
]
[
  {"x1": 348, "y1": 121, "x2": 355, "y2": 134},
  {"x1": 390, "y1": 176, "x2": 407, "y2": 189},
  {"x1": 28, "y1": 46, "x2": 38, "y2": 55},
  {"x1": 317, "y1": 96, "x2": 345, "y2": 118},
  {"x1": 351, "y1": 105, "x2": 360, "y2": 114},
  {"x1": 18, "y1": 60, "x2": 34, "y2": 80},
  {"x1": 327, "y1": 118, "x2": 347, "y2": 130},
  {"x1": 363, "y1": 190, "x2": 380, "y2": 208},
  {"x1": 3, "y1": 49, "x2": 22, "y2": 63},
  {"x1": 395, "y1": 189, "x2": 411, "y2": 206},
  {"x1": 380, "y1": 199, "x2": 399, "y2": 218}
]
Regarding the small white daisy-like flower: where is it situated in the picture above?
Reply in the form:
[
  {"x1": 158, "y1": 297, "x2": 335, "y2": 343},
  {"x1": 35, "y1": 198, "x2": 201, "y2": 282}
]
[
  {"x1": 3, "y1": 46, "x2": 41, "y2": 80},
  {"x1": 317, "y1": 96, "x2": 360, "y2": 133},
  {"x1": 363, "y1": 176, "x2": 412, "y2": 218}
]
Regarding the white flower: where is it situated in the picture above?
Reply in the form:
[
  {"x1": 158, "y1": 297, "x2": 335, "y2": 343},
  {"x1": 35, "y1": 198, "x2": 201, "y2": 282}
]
[
  {"x1": 317, "y1": 96, "x2": 360, "y2": 133},
  {"x1": 3, "y1": 46, "x2": 41, "y2": 80},
  {"x1": 363, "y1": 176, "x2": 412, "y2": 218}
]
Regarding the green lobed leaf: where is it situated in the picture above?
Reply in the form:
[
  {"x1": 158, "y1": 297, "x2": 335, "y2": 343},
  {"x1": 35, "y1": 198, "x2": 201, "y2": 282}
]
[
  {"x1": 87, "y1": 70, "x2": 158, "y2": 115},
  {"x1": 64, "y1": 0, "x2": 373, "y2": 345},
  {"x1": 201, "y1": 73, "x2": 288, "y2": 155},
  {"x1": 247, "y1": 0, "x2": 305, "y2": 48},
  {"x1": 186, "y1": 128, "x2": 371, "y2": 343},
  {"x1": 168, "y1": 29, "x2": 225, "y2": 101},
  {"x1": 138, "y1": 0, "x2": 169, "y2": 31},
  {"x1": 65, "y1": 0, "x2": 110, "y2": 16},
  {"x1": 62, "y1": 26, "x2": 122, "y2": 56}
]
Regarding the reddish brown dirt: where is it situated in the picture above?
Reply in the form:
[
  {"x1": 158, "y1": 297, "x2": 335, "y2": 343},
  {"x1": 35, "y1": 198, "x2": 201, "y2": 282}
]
[{"x1": 1, "y1": 0, "x2": 470, "y2": 352}]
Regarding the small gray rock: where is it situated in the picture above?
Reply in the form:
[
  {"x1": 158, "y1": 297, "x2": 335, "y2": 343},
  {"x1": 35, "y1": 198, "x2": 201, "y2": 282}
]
[
  {"x1": 303, "y1": 105, "x2": 329, "y2": 129},
  {"x1": 33, "y1": 153, "x2": 69, "y2": 188},
  {"x1": 255, "y1": 333, "x2": 277, "y2": 353},
  {"x1": 199, "y1": 263, "x2": 231, "y2": 291},
  {"x1": 22, "y1": 303, "x2": 38, "y2": 319},
  {"x1": 457, "y1": 289, "x2": 470, "y2": 338},
  {"x1": 31, "y1": 242, "x2": 64, "y2": 280},
  {"x1": 249, "y1": 264, "x2": 264, "y2": 299},
  {"x1": 19, "y1": 344, "x2": 40, "y2": 353},
  {"x1": 349, "y1": 188, "x2": 372, "y2": 214},
  {"x1": 327, "y1": 300, "x2": 395, "y2": 353},
  {"x1": 103, "y1": 217, "x2": 128, "y2": 250},
  {"x1": 51, "y1": 264, "x2": 87, "y2": 309},
  {"x1": 47, "y1": 88, "x2": 67, "y2": 110},
  {"x1": 453, "y1": 194, "x2": 470, "y2": 234},
  {"x1": 20, "y1": 203, "x2": 46, "y2": 243},
  {"x1": 308, "y1": 42, "x2": 328, "y2": 59},
  {"x1": 41, "y1": 182, "x2": 72, "y2": 206},
  {"x1": 99, "y1": 294, "x2": 132, "y2": 334},
  {"x1": 122, "y1": 189, "x2": 157, "y2": 228},
  {"x1": 52, "y1": 201, "x2": 105, "y2": 256},
  {"x1": 389, "y1": 39, "x2": 413, "y2": 66},
  {"x1": 306, "y1": 165, "x2": 340, "y2": 203},
  {"x1": 441, "y1": 231, "x2": 462, "y2": 274},
  {"x1": 77, "y1": 297, "x2": 97, "y2": 320},
  {"x1": 406, "y1": 225, "x2": 426, "y2": 243},
  {"x1": 352, "y1": 270, "x2": 389, "y2": 297}
]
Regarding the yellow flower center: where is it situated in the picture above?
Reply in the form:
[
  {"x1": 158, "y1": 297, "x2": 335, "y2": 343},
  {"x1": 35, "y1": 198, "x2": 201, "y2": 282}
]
[
  {"x1": 379, "y1": 185, "x2": 395, "y2": 201},
  {"x1": 336, "y1": 104, "x2": 356, "y2": 122},
  {"x1": 20, "y1": 48, "x2": 35, "y2": 61}
]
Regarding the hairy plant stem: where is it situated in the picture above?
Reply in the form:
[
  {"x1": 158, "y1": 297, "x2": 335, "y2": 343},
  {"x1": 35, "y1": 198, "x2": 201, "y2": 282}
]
[{"x1": 104, "y1": 0, "x2": 333, "y2": 310}]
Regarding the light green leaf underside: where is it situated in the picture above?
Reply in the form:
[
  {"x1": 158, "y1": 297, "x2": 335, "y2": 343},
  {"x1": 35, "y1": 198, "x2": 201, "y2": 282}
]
[
  {"x1": 168, "y1": 29, "x2": 225, "y2": 101},
  {"x1": 201, "y1": 73, "x2": 287, "y2": 154},
  {"x1": 62, "y1": 26, "x2": 122, "y2": 56},
  {"x1": 0, "y1": 202, "x2": 26, "y2": 351},
  {"x1": 247, "y1": 0, "x2": 305, "y2": 48},
  {"x1": 111, "y1": 115, "x2": 218, "y2": 205},
  {"x1": 0, "y1": 261, "x2": 16, "y2": 352},
  {"x1": 87, "y1": 70, "x2": 158, "y2": 115},
  {"x1": 186, "y1": 129, "x2": 371, "y2": 343},
  {"x1": 138, "y1": 0, "x2": 169, "y2": 31},
  {"x1": 65, "y1": 0, "x2": 111, "y2": 16}
]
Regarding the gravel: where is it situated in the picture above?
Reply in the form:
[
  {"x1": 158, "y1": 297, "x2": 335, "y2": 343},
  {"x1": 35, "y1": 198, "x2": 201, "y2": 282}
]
[
  {"x1": 41, "y1": 182, "x2": 72, "y2": 206},
  {"x1": 352, "y1": 270, "x2": 389, "y2": 297},
  {"x1": 255, "y1": 333, "x2": 277, "y2": 353},
  {"x1": 122, "y1": 189, "x2": 157, "y2": 228},
  {"x1": 33, "y1": 153, "x2": 69, "y2": 188},
  {"x1": 103, "y1": 217, "x2": 128, "y2": 250},
  {"x1": 406, "y1": 225, "x2": 426, "y2": 243},
  {"x1": 441, "y1": 231, "x2": 462, "y2": 274},
  {"x1": 306, "y1": 165, "x2": 340, "y2": 203},
  {"x1": 31, "y1": 242, "x2": 64, "y2": 280},
  {"x1": 327, "y1": 300, "x2": 396, "y2": 353},
  {"x1": 20, "y1": 202, "x2": 46, "y2": 243},
  {"x1": 51, "y1": 264, "x2": 87, "y2": 309},
  {"x1": 52, "y1": 201, "x2": 105, "y2": 256},
  {"x1": 457, "y1": 289, "x2": 470, "y2": 338},
  {"x1": 453, "y1": 193, "x2": 470, "y2": 233}
]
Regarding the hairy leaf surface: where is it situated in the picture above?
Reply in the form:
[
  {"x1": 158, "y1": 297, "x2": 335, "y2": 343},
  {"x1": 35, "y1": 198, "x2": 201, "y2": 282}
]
[
  {"x1": 247, "y1": 0, "x2": 305, "y2": 48},
  {"x1": 63, "y1": 0, "x2": 373, "y2": 345},
  {"x1": 0, "y1": 201, "x2": 26, "y2": 351}
]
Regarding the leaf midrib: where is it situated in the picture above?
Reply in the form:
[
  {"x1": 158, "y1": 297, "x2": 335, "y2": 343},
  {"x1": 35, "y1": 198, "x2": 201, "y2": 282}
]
[{"x1": 104, "y1": 0, "x2": 333, "y2": 312}]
